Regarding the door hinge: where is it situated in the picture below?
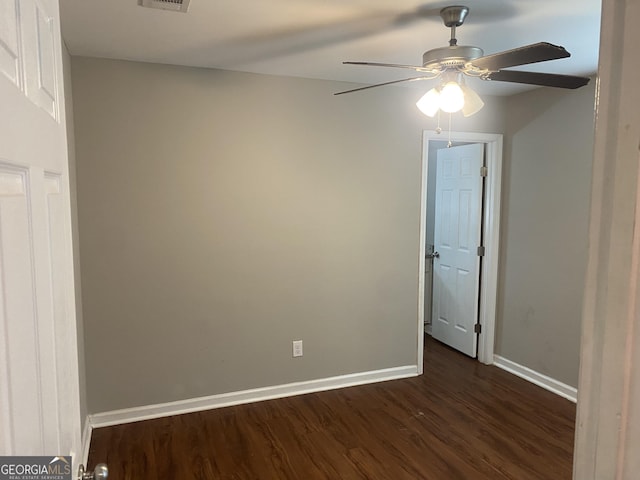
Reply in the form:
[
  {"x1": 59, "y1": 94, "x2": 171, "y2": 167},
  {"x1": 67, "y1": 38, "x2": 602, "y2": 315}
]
[
  {"x1": 480, "y1": 166, "x2": 488, "y2": 177},
  {"x1": 477, "y1": 245, "x2": 485, "y2": 256},
  {"x1": 474, "y1": 323, "x2": 482, "y2": 334}
]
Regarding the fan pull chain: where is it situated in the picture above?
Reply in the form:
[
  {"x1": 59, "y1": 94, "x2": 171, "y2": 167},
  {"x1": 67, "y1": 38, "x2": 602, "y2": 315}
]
[
  {"x1": 447, "y1": 113, "x2": 453, "y2": 148},
  {"x1": 435, "y1": 110, "x2": 442, "y2": 134}
]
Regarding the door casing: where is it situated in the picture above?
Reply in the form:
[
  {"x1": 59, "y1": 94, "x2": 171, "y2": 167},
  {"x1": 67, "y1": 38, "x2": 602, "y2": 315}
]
[{"x1": 417, "y1": 131, "x2": 503, "y2": 371}]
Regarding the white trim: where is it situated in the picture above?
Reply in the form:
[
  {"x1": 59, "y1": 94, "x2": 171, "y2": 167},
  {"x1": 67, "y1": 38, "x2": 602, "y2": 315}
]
[
  {"x1": 418, "y1": 131, "x2": 503, "y2": 367},
  {"x1": 89, "y1": 365, "x2": 418, "y2": 428},
  {"x1": 79, "y1": 417, "x2": 92, "y2": 466},
  {"x1": 573, "y1": 0, "x2": 640, "y2": 475},
  {"x1": 479, "y1": 137, "x2": 502, "y2": 365},
  {"x1": 493, "y1": 355, "x2": 578, "y2": 403},
  {"x1": 416, "y1": 132, "x2": 428, "y2": 374}
]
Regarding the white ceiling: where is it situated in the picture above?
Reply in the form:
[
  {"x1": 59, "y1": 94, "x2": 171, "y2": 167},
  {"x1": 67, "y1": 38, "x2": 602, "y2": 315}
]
[{"x1": 59, "y1": 0, "x2": 602, "y2": 96}]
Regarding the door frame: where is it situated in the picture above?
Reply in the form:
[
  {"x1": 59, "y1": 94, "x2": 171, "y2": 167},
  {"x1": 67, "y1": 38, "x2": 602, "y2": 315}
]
[{"x1": 417, "y1": 131, "x2": 503, "y2": 372}]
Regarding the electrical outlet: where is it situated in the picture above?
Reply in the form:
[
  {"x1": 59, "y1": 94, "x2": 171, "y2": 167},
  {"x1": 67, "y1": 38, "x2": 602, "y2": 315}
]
[{"x1": 292, "y1": 340, "x2": 303, "y2": 357}]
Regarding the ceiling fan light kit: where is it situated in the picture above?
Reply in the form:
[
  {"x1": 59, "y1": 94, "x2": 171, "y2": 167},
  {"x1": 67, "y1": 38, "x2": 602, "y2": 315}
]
[
  {"x1": 416, "y1": 70, "x2": 485, "y2": 118},
  {"x1": 337, "y1": 5, "x2": 590, "y2": 121}
]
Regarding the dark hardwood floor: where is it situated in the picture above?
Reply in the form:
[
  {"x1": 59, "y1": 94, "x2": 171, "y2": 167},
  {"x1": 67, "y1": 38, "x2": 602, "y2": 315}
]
[{"x1": 88, "y1": 335, "x2": 576, "y2": 479}]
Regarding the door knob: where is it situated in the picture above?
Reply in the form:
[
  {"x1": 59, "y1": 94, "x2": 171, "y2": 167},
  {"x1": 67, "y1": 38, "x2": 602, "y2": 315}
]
[
  {"x1": 78, "y1": 464, "x2": 108, "y2": 480},
  {"x1": 426, "y1": 251, "x2": 440, "y2": 259}
]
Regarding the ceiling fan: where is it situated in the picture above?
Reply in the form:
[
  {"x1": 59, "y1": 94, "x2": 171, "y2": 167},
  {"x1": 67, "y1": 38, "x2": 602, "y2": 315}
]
[{"x1": 335, "y1": 5, "x2": 591, "y2": 98}]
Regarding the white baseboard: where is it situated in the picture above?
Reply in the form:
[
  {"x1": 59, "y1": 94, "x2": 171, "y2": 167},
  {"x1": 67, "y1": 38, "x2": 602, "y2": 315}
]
[
  {"x1": 493, "y1": 355, "x2": 578, "y2": 403},
  {"x1": 89, "y1": 365, "x2": 418, "y2": 428},
  {"x1": 80, "y1": 416, "x2": 92, "y2": 465}
]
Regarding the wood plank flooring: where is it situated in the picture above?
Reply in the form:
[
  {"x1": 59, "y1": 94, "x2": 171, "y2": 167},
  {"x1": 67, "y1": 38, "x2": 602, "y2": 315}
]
[{"x1": 88, "y1": 335, "x2": 576, "y2": 479}]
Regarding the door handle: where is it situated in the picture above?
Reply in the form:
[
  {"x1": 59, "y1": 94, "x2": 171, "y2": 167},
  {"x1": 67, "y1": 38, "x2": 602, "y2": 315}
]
[
  {"x1": 78, "y1": 464, "x2": 108, "y2": 480},
  {"x1": 426, "y1": 251, "x2": 440, "y2": 259}
]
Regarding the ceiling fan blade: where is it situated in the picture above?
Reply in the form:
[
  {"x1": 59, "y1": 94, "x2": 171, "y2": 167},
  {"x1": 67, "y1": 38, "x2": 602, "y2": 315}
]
[
  {"x1": 343, "y1": 61, "x2": 436, "y2": 74},
  {"x1": 334, "y1": 76, "x2": 432, "y2": 95},
  {"x1": 471, "y1": 42, "x2": 571, "y2": 71},
  {"x1": 486, "y1": 70, "x2": 590, "y2": 89}
]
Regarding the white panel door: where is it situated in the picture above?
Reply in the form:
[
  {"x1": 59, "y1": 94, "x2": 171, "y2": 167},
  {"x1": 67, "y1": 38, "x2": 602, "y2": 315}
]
[
  {"x1": 0, "y1": 0, "x2": 81, "y2": 464},
  {"x1": 432, "y1": 143, "x2": 484, "y2": 357}
]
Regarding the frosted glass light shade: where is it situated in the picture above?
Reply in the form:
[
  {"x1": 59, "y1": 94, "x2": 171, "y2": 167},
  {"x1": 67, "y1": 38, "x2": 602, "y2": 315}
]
[
  {"x1": 461, "y1": 84, "x2": 485, "y2": 117},
  {"x1": 416, "y1": 88, "x2": 440, "y2": 117},
  {"x1": 416, "y1": 79, "x2": 484, "y2": 118},
  {"x1": 439, "y1": 82, "x2": 465, "y2": 113}
]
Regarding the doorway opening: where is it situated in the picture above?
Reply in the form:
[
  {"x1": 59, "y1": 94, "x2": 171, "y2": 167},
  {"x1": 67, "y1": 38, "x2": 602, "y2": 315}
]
[{"x1": 417, "y1": 131, "x2": 503, "y2": 374}]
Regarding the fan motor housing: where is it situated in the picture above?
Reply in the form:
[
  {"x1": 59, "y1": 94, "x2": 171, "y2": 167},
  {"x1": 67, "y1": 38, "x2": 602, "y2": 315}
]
[{"x1": 422, "y1": 45, "x2": 484, "y2": 69}]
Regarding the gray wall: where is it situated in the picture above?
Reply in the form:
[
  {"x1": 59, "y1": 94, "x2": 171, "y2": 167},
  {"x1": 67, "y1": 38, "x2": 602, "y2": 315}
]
[
  {"x1": 71, "y1": 54, "x2": 594, "y2": 411},
  {"x1": 425, "y1": 141, "x2": 444, "y2": 254},
  {"x1": 497, "y1": 82, "x2": 596, "y2": 387},
  {"x1": 71, "y1": 57, "x2": 506, "y2": 413}
]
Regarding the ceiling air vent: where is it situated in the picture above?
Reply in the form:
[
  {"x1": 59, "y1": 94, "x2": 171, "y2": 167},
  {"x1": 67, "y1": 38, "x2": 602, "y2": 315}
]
[{"x1": 139, "y1": 0, "x2": 191, "y2": 13}]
